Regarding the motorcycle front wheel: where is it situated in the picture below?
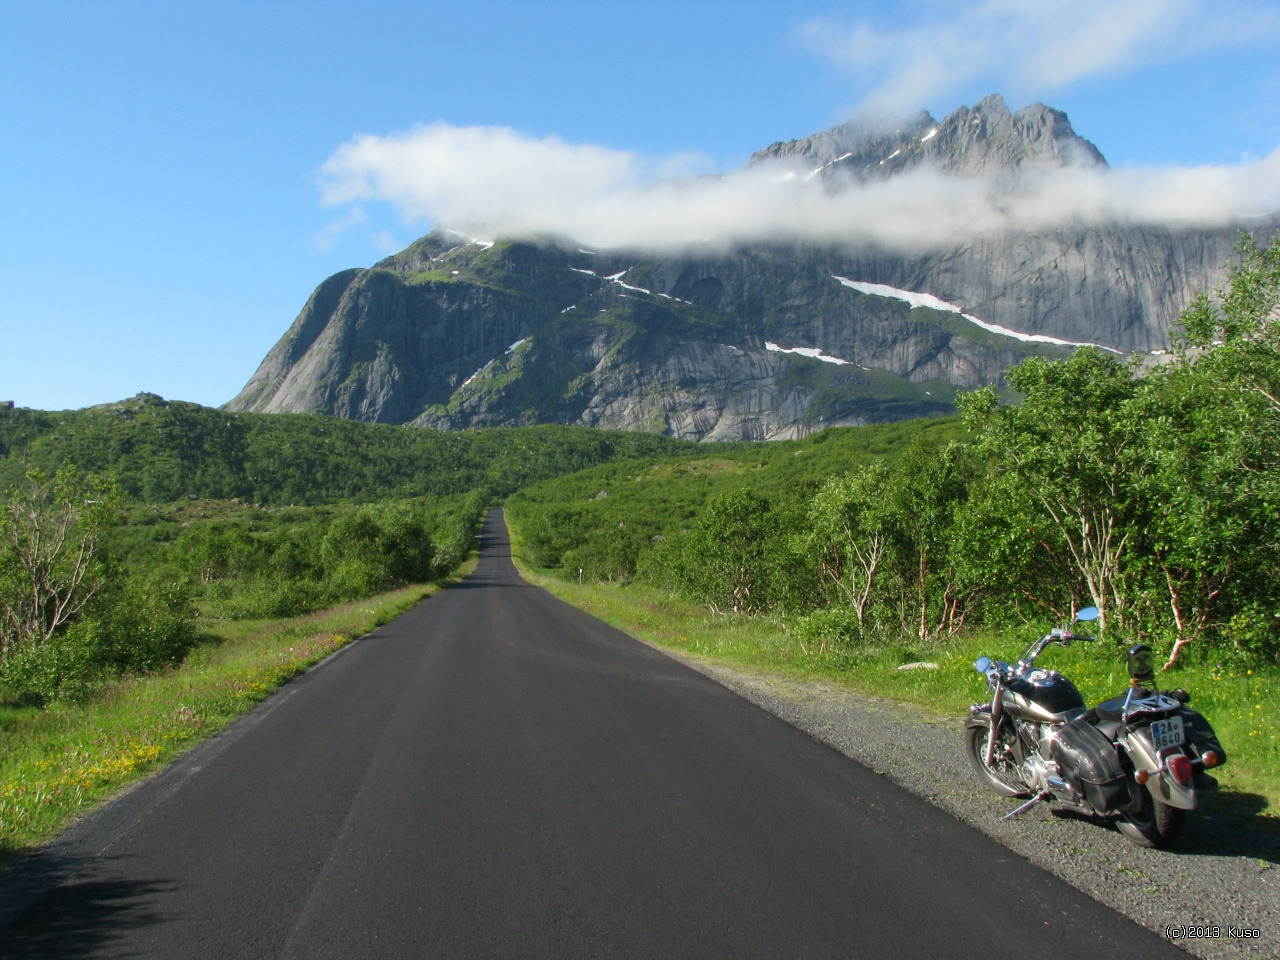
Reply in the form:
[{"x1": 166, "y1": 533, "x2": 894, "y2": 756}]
[
  {"x1": 965, "y1": 721, "x2": 1030, "y2": 798},
  {"x1": 1116, "y1": 790, "x2": 1185, "y2": 848}
]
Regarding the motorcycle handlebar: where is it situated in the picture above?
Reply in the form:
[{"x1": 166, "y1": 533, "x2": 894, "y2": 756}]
[{"x1": 1042, "y1": 631, "x2": 1095, "y2": 646}]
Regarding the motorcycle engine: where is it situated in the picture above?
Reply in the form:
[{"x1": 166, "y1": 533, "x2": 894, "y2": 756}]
[
  {"x1": 1020, "y1": 754, "x2": 1054, "y2": 793},
  {"x1": 1020, "y1": 724, "x2": 1079, "y2": 802}
]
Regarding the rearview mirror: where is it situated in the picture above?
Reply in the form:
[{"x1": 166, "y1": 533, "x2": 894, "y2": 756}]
[
  {"x1": 1075, "y1": 606, "x2": 1100, "y2": 622},
  {"x1": 974, "y1": 656, "x2": 991, "y2": 674}
]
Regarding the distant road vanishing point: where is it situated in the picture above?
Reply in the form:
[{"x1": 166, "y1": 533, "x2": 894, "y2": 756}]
[{"x1": 0, "y1": 510, "x2": 1181, "y2": 959}]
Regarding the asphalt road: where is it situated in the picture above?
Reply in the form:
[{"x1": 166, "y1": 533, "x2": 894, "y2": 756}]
[{"x1": 0, "y1": 510, "x2": 1185, "y2": 959}]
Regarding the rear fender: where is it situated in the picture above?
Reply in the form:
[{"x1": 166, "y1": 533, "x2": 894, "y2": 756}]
[{"x1": 1122, "y1": 728, "x2": 1198, "y2": 811}]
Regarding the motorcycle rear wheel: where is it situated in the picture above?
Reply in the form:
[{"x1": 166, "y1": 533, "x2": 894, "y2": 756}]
[
  {"x1": 965, "y1": 722, "x2": 1030, "y2": 798},
  {"x1": 1116, "y1": 791, "x2": 1185, "y2": 848}
]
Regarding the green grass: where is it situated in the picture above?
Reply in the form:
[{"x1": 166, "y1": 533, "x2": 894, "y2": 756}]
[
  {"x1": 507, "y1": 530, "x2": 1279, "y2": 822},
  {"x1": 0, "y1": 559, "x2": 475, "y2": 867}
]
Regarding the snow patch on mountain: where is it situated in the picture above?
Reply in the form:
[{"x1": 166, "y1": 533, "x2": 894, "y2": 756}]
[
  {"x1": 831, "y1": 277, "x2": 1121, "y2": 353},
  {"x1": 461, "y1": 359, "x2": 495, "y2": 388},
  {"x1": 765, "y1": 341, "x2": 851, "y2": 365},
  {"x1": 593, "y1": 270, "x2": 693, "y2": 304},
  {"x1": 803, "y1": 151, "x2": 856, "y2": 181}
]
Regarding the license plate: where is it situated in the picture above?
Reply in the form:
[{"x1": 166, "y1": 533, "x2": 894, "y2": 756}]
[{"x1": 1150, "y1": 716, "x2": 1185, "y2": 750}]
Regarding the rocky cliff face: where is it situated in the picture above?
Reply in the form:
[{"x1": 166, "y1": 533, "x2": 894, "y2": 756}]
[{"x1": 228, "y1": 96, "x2": 1275, "y2": 440}]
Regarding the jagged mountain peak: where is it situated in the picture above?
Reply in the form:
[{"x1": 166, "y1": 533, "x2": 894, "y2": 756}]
[
  {"x1": 751, "y1": 94, "x2": 1106, "y2": 182},
  {"x1": 972, "y1": 92, "x2": 1013, "y2": 118}
]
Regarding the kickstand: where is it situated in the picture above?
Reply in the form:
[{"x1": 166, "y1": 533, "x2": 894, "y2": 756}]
[{"x1": 1002, "y1": 791, "x2": 1049, "y2": 820}]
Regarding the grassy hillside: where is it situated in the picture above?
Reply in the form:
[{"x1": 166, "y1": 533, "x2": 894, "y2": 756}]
[{"x1": 0, "y1": 393, "x2": 701, "y2": 505}]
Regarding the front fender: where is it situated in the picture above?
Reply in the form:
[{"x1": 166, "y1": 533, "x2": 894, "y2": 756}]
[
  {"x1": 966, "y1": 706, "x2": 1017, "y2": 767},
  {"x1": 965, "y1": 706, "x2": 993, "y2": 733}
]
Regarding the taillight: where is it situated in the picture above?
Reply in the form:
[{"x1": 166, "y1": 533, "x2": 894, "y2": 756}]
[{"x1": 1166, "y1": 754, "x2": 1194, "y2": 786}]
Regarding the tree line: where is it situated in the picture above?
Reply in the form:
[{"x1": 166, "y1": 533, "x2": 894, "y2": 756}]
[{"x1": 0, "y1": 406, "x2": 698, "y2": 506}]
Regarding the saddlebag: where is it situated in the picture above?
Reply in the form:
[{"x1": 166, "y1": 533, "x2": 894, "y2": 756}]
[{"x1": 1052, "y1": 721, "x2": 1130, "y2": 812}]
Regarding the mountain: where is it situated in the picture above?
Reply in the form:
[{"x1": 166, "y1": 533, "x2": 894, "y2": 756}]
[
  {"x1": 228, "y1": 95, "x2": 1276, "y2": 440},
  {"x1": 751, "y1": 93, "x2": 1107, "y2": 178}
]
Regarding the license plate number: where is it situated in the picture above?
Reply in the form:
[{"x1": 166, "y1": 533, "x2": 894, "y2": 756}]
[{"x1": 1151, "y1": 716, "x2": 1185, "y2": 750}]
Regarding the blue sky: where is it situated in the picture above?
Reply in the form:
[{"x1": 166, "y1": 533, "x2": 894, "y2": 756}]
[{"x1": 3, "y1": 0, "x2": 1280, "y2": 411}]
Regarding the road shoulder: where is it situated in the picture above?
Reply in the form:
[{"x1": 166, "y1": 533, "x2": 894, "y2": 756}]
[{"x1": 660, "y1": 650, "x2": 1279, "y2": 960}]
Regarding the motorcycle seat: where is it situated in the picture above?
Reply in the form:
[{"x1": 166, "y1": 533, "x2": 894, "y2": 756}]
[
  {"x1": 1092, "y1": 691, "x2": 1149, "y2": 723},
  {"x1": 1091, "y1": 719, "x2": 1122, "y2": 741}
]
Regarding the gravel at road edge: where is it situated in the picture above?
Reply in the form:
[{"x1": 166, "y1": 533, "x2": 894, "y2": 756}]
[{"x1": 667, "y1": 653, "x2": 1279, "y2": 960}]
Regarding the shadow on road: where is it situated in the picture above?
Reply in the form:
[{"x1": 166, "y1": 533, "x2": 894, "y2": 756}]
[
  {"x1": 1051, "y1": 790, "x2": 1280, "y2": 865},
  {"x1": 0, "y1": 870, "x2": 174, "y2": 960},
  {"x1": 444, "y1": 575, "x2": 528, "y2": 590}
]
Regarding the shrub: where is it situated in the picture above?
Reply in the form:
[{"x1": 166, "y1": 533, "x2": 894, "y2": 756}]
[
  {"x1": 88, "y1": 574, "x2": 198, "y2": 674},
  {"x1": 0, "y1": 629, "x2": 98, "y2": 705},
  {"x1": 791, "y1": 606, "x2": 863, "y2": 652}
]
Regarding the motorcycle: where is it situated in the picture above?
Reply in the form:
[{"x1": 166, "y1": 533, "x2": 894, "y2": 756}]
[{"x1": 964, "y1": 607, "x2": 1226, "y2": 848}]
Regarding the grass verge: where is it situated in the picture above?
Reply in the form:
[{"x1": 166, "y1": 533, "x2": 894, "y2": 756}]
[
  {"x1": 508, "y1": 535, "x2": 1278, "y2": 822},
  {"x1": 0, "y1": 558, "x2": 475, "y2": 868}
]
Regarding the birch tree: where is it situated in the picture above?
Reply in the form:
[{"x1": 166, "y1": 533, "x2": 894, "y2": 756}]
[
  {"x1": 961, "y1": 350, "x2": 1142, "y2": 634},
  {"x1": 0, "y1": 470, "x2": 118, "y2": 663},
  {"x1": 809, "y1": 464, "x2": 892, "y2": 626}
]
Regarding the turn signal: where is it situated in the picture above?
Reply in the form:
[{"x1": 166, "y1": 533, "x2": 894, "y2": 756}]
[
  {"x1": 1167, "y1": 754, "x2": 1194, "y2": 786},
  {"x1": 1201, "y1": 751, "x2": 1221, "y2": 769},
  {"x1": 1134, "y1": 769, "x2": 1150, "y2": 785}
]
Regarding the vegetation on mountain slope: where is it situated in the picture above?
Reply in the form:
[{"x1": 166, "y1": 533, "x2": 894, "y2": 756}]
[{"x1": 0, "y1": 401, "x2": 698, "y2": 505}]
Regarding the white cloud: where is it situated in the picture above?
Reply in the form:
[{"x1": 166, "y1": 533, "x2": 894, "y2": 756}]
[
  {"x1": 318, "y1": 122, "x2": 1280, "y2": 254},
  {"x1": 320, "y1": 124, "x2": 642, "y2": 231},
  {"x1": 797, "y1": 0, "x2": 1280, "y2": 118}
]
